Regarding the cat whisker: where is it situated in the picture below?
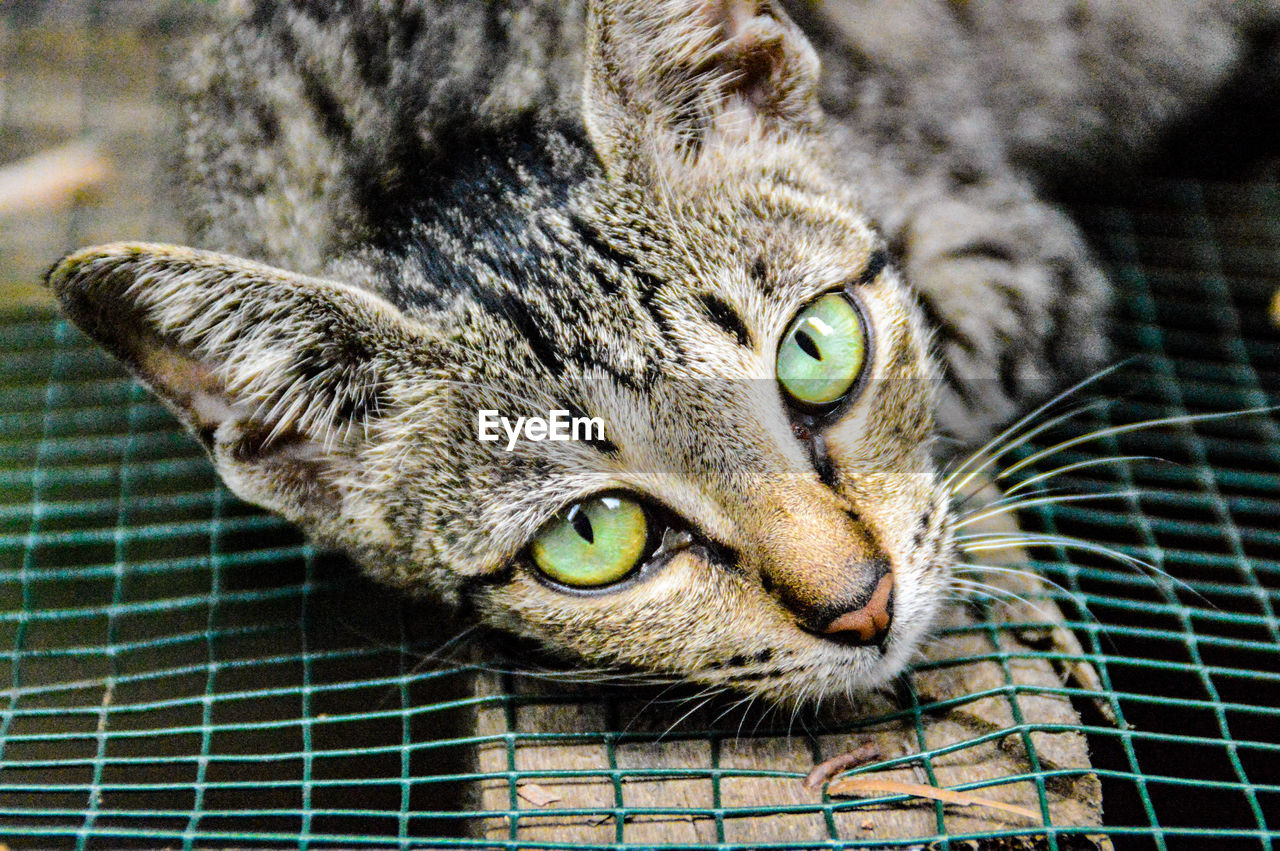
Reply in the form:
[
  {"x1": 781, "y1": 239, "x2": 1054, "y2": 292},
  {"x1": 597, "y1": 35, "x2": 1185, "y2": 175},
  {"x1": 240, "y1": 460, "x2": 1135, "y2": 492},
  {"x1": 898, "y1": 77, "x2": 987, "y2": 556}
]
[
  {"x1": 955, "y1": 562, "x2": 1084, "y2": 605},
  {"x1": 404, "y1": 623, "x2": 483, "y2": 676},
  {"x1": 1003, "y1": 455, "x2": 1172, "y2": 496},
  {"x1": 743, "y1": 694, "x2": 779, "y2": 738},
  {"x1": 623, "y1": 679, "x2": 717, "y2": 733},
  {"x1": 947, "y1": 399, "x2": 1117, "y2": 515},
  {"x1": 467, "y1": 657, "x2": 686, "y2": 689},
  {"x1": 723, "y1": 686, "x2": 783, "y2": 740},
  {"x1": 947, "y1": 374, "x2": 1271, "y2": 540},
  {"x1": 358, "y1": 623, "x2": 486, "y2": 712},
  {"x1": 947, "y1": 577, "x2": 1061, "y2": 623},
  {"x1": 950, "y1": 567, "x2": 1103, "y2": 630},
  {"x1": 732, "y1": 693, "x2": 763, "y2": 743},
  {"x1": 807, "y1": 673, "x2": 827, "y2": 721},
  {"x1": 655, "y1": 690, "x2": 727, "y2": 741},
  {"x1": 954, "y1": 490, "x2": 1141, "y2": 529},
  {"x1": 995, "y1": 405, "x2": 1280, "y2": 483},
  {"x1": 555, "y1": 669, "x2": 686, "y2": 686},
  {"x1": 785, "y1": 678, "x2": 815, "y2": 739},
  {"x1": 700, "y1": 687, "x2": 762, "y2": 738},
  {"x1": 708, "y1": 690, "x2": 752, "y2": 726},
  {"x1": 957, "y1": 530, "x2": 1150, "y2": 569},
  {"x1": 944, "y1": 361, "x2": 1129, "y2": 495},
  {"x1": 957, "y1": 481, "x2": 1098, "y2": 515},
  {"x1": 957, "y1": 530, "x2": 1207, "y2": 604}
]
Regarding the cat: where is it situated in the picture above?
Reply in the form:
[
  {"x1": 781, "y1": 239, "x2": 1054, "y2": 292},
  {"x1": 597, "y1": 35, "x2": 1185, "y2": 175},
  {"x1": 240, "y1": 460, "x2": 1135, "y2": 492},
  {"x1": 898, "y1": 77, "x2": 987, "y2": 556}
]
[{"x1": 45, "y1": 0, "x2": 1280, "y2": 707}]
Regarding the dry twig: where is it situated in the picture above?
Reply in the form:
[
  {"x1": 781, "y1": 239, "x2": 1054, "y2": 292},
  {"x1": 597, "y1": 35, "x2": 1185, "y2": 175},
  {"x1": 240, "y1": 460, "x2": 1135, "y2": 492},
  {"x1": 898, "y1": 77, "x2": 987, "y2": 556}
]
[
  {"x1": 826, "y1": 776, "x2": 1039, "y2": 821},
  {"x1": 803, "y1": 741, "x2": 881, "y2": 788}
]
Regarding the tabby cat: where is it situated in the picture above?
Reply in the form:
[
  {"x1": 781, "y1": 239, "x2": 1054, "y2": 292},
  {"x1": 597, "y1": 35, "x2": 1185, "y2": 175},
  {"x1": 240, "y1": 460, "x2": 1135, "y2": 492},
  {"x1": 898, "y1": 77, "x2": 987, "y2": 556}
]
[{"x1": 46, "y1": 0, "x2": 1279, "y2": 705}]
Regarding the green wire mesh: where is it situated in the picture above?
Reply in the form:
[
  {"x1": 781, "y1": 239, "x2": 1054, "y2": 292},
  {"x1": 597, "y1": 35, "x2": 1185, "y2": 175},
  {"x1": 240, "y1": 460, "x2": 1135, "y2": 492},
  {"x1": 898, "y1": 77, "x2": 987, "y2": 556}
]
[
  {"x1": 2, "y1": 3, "x2": 1279, "y2": 849},
  {"x1": 8, "y1": 177, "x2": 1280, "y2": 851},
  {"x1": 1018, "y1": 180, "x2": 1280, "y2": 849}
]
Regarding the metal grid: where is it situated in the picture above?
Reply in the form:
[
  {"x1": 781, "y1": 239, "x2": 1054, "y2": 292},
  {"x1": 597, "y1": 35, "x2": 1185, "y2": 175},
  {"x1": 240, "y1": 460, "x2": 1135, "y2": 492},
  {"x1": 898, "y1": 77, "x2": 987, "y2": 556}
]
[
  {"x1": 1018, "y1": 178, "x2": 1280, "y2": 849},
  {"x1": 2, "y1": 2, "x2": 1279, "y2": 849}
]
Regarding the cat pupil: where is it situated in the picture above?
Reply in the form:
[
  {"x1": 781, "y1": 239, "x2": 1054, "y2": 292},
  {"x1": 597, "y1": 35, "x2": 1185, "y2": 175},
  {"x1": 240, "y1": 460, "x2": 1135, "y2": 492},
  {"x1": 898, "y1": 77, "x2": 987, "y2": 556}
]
[
  {"x1": 570, "y1": 508, "x2": 595, "y2": 544},
  {"x1": 796, "y1": 329, "x2": 822, "y2": 361}
]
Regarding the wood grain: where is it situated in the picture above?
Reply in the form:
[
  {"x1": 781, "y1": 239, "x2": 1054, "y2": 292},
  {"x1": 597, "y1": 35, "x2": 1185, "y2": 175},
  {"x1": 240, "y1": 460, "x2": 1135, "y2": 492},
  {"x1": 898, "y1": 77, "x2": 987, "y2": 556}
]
[{"x1": 469, "y1": 596, "x2": 1104, "y2": 844}]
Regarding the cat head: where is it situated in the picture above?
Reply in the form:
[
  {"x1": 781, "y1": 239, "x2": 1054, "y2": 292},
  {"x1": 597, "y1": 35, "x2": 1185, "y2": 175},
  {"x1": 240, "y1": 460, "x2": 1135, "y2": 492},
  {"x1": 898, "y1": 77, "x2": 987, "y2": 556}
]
[{"x1": 47, "y1": 0, "x2": 953, "y2": 706}]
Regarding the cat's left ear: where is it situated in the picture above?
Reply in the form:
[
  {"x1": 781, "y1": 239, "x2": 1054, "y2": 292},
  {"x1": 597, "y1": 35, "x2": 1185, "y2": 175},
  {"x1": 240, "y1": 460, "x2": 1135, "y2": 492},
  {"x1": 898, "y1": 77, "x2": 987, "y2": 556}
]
[
  {"x1": 46, "y1": 242, "x2": 425, "y2": 532},
  {"x1": 583, "y1": 0, "x2": 822, "y2": 178}
]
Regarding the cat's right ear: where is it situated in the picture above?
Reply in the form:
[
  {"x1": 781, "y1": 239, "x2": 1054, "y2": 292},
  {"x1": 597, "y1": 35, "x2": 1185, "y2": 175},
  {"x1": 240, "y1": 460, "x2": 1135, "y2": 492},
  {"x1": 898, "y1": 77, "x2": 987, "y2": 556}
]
[
  {"x1": 46, "y1": 243, "x2": 425, "y2": 528},
  {"x1": 582, "y1": 0, "x2": 822, "y2": 179}
]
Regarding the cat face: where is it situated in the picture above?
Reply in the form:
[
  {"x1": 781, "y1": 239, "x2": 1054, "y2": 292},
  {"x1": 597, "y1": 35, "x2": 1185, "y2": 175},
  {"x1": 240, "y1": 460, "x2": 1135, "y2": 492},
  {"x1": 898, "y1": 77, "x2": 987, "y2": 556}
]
[
  {"x1": 394, "y1": 155, "x2": 954, "y2": 703},
  {"x1": 46, "y1": 0, "x2": 954, "y2": 705},
  {"x1": 468, "y1": 206, "x2": 953, "y2": 703}
]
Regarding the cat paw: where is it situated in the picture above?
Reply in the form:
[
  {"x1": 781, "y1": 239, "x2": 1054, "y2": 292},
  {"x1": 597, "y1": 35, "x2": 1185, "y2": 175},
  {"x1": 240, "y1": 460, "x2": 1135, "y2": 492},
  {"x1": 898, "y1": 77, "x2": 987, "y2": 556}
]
[{"x1": 892, "y1": 188, "x2": 1111, "y2": 440}]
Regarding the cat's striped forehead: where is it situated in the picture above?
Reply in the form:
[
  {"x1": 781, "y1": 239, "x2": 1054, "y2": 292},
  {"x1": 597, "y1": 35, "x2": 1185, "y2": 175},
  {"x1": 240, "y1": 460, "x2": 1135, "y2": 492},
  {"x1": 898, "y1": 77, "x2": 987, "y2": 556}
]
[{"x1": 362, "y1": 125, "x2": 890, "y2": 390}]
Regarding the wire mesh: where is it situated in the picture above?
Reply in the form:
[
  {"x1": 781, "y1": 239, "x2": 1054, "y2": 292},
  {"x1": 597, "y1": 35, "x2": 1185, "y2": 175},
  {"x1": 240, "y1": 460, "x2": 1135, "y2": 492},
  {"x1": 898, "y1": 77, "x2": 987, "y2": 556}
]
[{"x1": 2, "y1": 2, "x2": 1279, "y2": 849}]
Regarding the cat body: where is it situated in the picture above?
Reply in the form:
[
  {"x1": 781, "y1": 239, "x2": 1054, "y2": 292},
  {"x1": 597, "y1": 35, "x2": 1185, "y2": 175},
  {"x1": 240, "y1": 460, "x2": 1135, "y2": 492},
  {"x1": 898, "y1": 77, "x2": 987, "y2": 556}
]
[{"x1": 48, "y1": 0, "x2": 1280, "y2": 705}]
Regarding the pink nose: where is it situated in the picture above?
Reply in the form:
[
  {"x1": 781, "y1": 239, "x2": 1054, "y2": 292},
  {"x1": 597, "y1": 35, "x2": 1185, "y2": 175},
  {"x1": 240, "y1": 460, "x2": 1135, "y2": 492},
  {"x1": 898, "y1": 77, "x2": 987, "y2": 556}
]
[{"x1": 821, "y1": 573, "x2": 894, "y2": 645}]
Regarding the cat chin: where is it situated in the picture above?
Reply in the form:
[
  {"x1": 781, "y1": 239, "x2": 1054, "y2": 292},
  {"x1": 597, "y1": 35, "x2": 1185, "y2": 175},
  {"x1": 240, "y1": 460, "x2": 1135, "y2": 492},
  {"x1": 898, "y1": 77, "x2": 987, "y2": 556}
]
[
  {"x1": 729, "y1": 655, "x2": 907, "y2": 711},
  {"x1": 700, "y1": 609, "x2": 944, "y2": 710}
]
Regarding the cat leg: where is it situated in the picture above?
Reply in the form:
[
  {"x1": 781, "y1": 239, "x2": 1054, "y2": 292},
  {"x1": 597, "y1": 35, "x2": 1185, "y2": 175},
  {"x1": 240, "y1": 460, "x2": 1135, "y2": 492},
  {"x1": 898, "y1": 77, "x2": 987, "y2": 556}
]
[{"x1": 859, "y1": 158, "x2": 1113, "y2": 443}]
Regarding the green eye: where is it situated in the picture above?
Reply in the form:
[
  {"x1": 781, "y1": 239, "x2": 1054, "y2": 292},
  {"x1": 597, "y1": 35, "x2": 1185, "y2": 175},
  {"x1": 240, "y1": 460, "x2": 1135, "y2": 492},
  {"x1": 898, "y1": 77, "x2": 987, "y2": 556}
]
[
  {"x1": 776, "y1": 292, "x2": 867, "y2": 407},
  {"x1": 531, "y1": 496, "x2": 649, "y2": 588}
]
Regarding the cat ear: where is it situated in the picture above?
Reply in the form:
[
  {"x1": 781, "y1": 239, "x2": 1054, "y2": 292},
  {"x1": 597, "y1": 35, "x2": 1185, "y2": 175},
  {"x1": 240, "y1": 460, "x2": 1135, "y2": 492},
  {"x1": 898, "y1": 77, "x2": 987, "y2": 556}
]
[
  {"x1": 46, "y1": 243, "x2": 419, "y2": 526},
  {"x1": 583, "y1": 0, "x2": 822, "y2": 177}
]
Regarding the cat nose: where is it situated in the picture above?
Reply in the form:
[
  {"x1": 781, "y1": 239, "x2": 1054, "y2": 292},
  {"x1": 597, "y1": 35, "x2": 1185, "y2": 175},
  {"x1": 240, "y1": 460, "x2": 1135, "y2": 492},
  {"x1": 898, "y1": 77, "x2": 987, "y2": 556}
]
[
  {"x1": 782, "y1": 557, "x2": 893, "y2": 647},
  {"x1": 818, "y1": 570, "x2": 894, "y2": 646}
]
